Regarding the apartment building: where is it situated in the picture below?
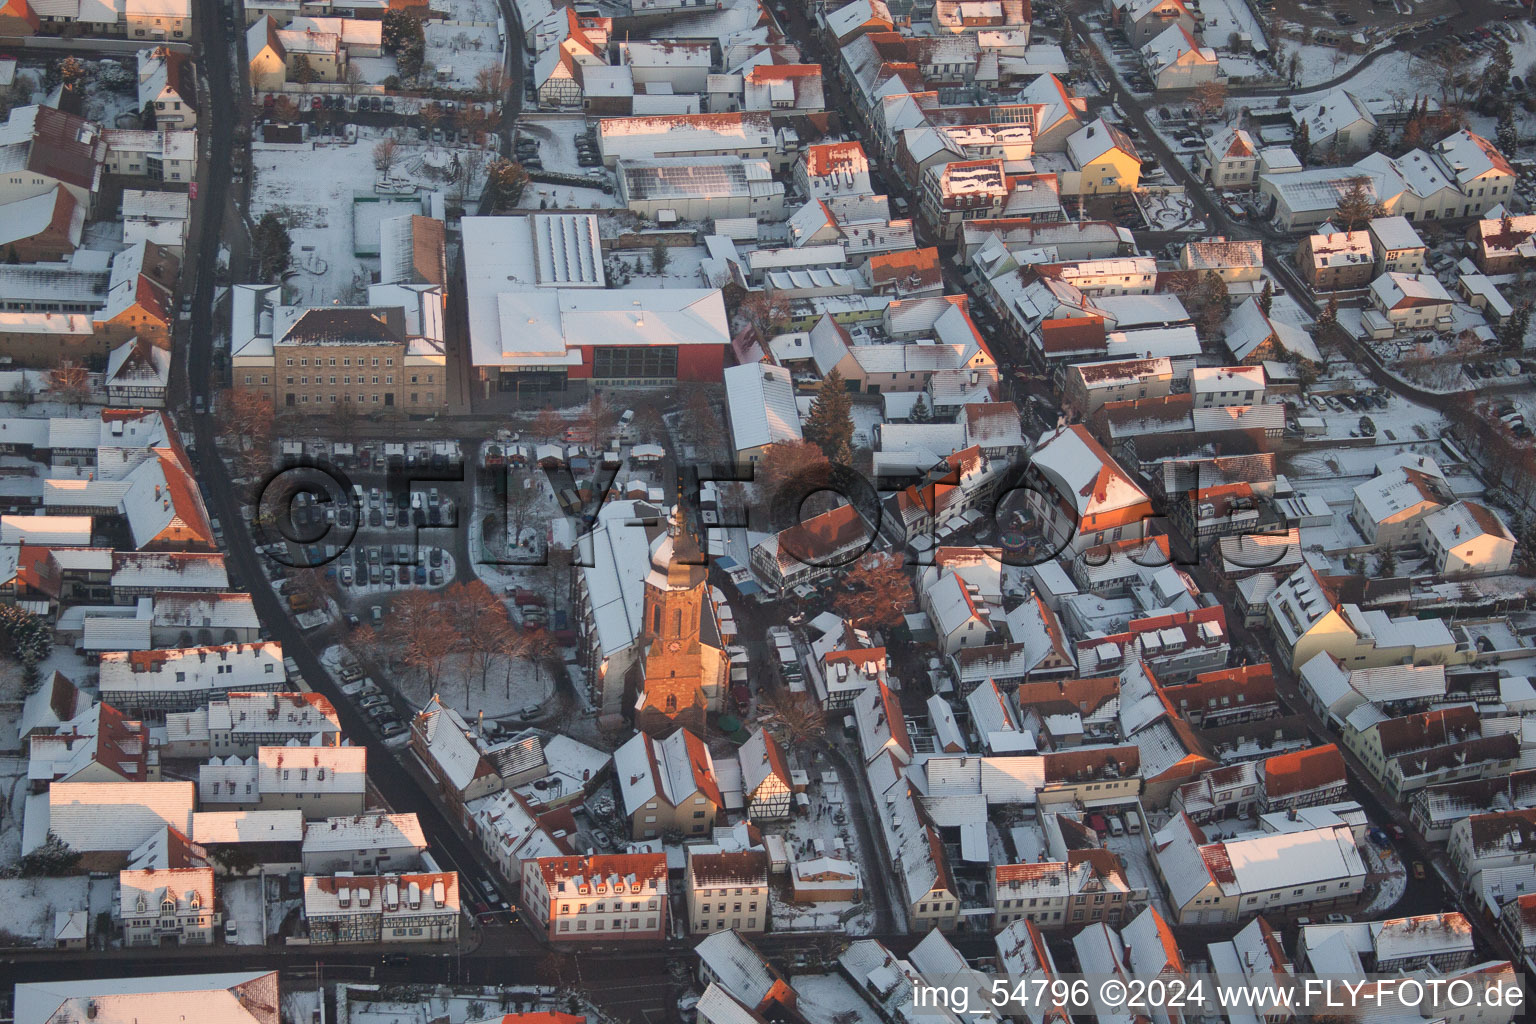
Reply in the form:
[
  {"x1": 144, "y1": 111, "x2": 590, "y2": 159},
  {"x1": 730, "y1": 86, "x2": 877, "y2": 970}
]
[
  {"x1": 119, "y1": 866, "x2": 216, "y2": 946},
  {"x1": 98, "y1": 642, "x2": 287, "y2": 716},
  {"x1": 520, "y1": 853, "x2": 669, "y2": 941},
  {"x1": 303, "y1": 872, "x2": 460, "y2": 944},
  {"x1": 685, "y1": 848, "x2": 770, "y2": 934},
  {"x1": 256, "y1": 746, "x2": 367, "y2": 817},
  {"x1": 300, "y1": 813, "x2": 427, "y2": 875},
  {"x1": 992, "y1": 850, "x2": 1142, "y2": 929}
]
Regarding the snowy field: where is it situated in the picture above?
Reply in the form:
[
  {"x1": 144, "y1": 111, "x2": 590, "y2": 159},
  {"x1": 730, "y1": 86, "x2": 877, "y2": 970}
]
[
  {"x1": 250, "y1": 127, "x2": 493, "y2": 304},
  {"x1": 424, "y1": 22, "x2": 504, "y2": 91},
  {"x1": 446, "y1": 0, "x2": 501, "y2": 23},
  {"x1": 607, "y1": 246, "x2": 708, "y2": 289},
  {"x1": 519, "y1": 183, "x2": 620, "y2": 210}
]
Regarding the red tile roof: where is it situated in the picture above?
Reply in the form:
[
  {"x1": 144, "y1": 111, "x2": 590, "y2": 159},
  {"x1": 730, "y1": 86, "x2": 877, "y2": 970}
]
[{"x1": 1262, "y1": 744, "x2": 1345, "y2": 799}]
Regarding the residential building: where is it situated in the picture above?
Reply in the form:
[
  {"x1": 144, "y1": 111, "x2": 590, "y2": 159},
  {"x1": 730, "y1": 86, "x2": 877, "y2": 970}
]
[
  {"x1": 613, "y1": 727, "x2": 722, "y2": 839},
  {"x1": 749, "y1": 502, "x2": 871, "y2": 595},
  {"x1": 37, "y1": 780, "x2": 194, "y2": 871},
  {"x1": 98, "y1": 642, "x2": 286, "y2": 716},
  {"x1": 1154, "y1": 814, "x2": 1367, "y2": 924},
  {"x1": 119, "y1": 866, "x2": 216, "y2": 946},
  {"x1": 304, "y1": 872, "x2": 460, "y2": 943},
  {"x1": 0, "y1": 106, "x2": 105, "y2": 213},
  {"x1": 1468, "y1": 212, "x2": 1536, "y2": 273},
  {"x1": 1363, "y1": 271, "x2": 1454, "y2": 336},
  {"x1": 15, "y1": 972, "x2": 280, "y2": 1024},
  {"x1": 300, "y1": 813, "x2": 427, "y2": 875},
  {"x1": 1190, "y1": 366, "x2": 1263, "y2": 409},
  {"x1": 137, "y1": 47, "x2": 196, "y2": 129},
  {"x1": 1296, "y1": 229, "x2": 1375, "y2": 292},
  {"x1": 1351, "y1": 455, "x2": 1451, "y2": 548},
  {"x1": 919, "y1": 158, "x2": 1008, "y2": 242},
  {"x1": 1021, "y1": 424, "x2": 1155, "y2": 555},
  {"x1": 1423, "y1": 500, "x2": 1517, "y2": 575},
  {"x1": 1258, "y1": 745, "x2": 1348, "y2": 812},
  {"x1": 1180, "y1": 237, "x2": 1264, "y2": 285},
  {"x1": 520, "y1": 853, "x2": 668, "y2": 941},
  {"x1": 27, "y1": 701, "x2": 155, "y2": 790},
  {"x1": 1449, "y1": 810, "x2": 1536, "y2": 884},
  {"x1": 1107, "y1": 0, "x2": 1195, "y2": 46},
  {"x1": 255, "y1": 745, "x2": 367, "y2": 817},
  {"x1": 1066, "y1": 118, "x2": 1141, "y2": 194},
  {"x1": 1368, "y1": 215, "x2": 1427, "y2": 275},
  {"x1": 1201, "y1": 127, "x2": 1259, "y2": 188},
  {"x1": 993, "y1": 850, "x2": 1143, "y2": 929},
  {"x1": 162, "y1": 691, "x2": 341, "y2": 759},
  {"x1": 685, "y1": 848, "x2": 770, "y2": 934},
  {"x1": 1141, "y1": 24, "x2": 1220, "y2": 91},
  {"x1": 411, "y1": 693, "x2": 503, "y2": 813},
  {"x1": 125, "y1": 0, "x2": 190, "y2": 38},
  {"x1": 1063, "y1": 357, "x2": 1175, "y2": 418},
  {"x1": 1265, "y1": 566, "x2": 1463, "y2": 672},
  {"x1": 738, "y1": 728, "x2": 792, "y2": 821}
]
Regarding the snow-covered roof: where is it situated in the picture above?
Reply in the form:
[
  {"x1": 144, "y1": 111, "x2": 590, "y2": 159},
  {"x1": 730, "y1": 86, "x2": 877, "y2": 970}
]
[
  {"x1": 1029, "y1": 424, "x2": 1148, "y2": 518},
  {"x1": 696, "y1": 928, "x2": 782, "y2": 1007},
  {"x1": 614, "y1": 727, "x2": 719, "y2": 816},
  {"x1": 44, "y1": 780, "x2": 194, "y2": 854},
  {"x1": 724, "y1": 361, "x2": 802, "y2": 453},
  {"x1": 1371, "y1": 271, "x2": 1453, "y2": 311},
  {"x1": 301, "y1": 812, "x2": 426, "y2": 854},
  {"x1": 1424, "y1": 500, "x2": 1514, "y2": 550},
  {"x1": 15, "y1": 972, "x2": 278, "y2": 1024},
  {"x1": 191, "y1": 809, "x2": 304, "y2": 845},
  {"x1": 257, "y1": 745, "x2": 365, "y2": 797}
]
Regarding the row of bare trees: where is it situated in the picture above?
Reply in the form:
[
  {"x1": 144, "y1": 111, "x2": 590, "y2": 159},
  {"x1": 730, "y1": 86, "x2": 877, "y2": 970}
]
[{"x1": 343, "y1": 580, "x2": 561, "y2": 709}]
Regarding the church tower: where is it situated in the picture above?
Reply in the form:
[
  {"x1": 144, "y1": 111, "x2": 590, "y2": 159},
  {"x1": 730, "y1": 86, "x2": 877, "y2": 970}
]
[{"x1": 632, "y1": 507, "x2": 727, "y2": 734}]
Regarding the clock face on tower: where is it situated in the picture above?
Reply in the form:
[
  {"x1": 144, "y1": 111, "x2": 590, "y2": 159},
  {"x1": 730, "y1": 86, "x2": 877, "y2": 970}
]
[{"x1": 667, "y1": 640, "x2": 682, "y2": 652}]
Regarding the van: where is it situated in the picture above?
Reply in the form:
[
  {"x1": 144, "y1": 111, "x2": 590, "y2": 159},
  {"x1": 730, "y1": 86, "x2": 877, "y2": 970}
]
[
  {"x1": 1107, "y1": 817, "x2": 1126, "y2": 838},
  {"x1": 1125, "y1": 813, "x2": 1141, "y2": 834}
]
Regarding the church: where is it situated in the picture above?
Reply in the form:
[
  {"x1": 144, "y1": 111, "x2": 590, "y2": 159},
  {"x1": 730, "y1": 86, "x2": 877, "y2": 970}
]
[{"x1": 629, "y1": 509, "x2": 729, "y2": 735}]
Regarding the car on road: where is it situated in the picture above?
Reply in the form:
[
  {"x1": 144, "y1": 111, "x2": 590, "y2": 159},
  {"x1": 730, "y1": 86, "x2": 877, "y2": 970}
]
[
  {"x1": 193, "y1": 395, "x2": 205, "y2": 414},
  {"x1": 1412, "y1": 862, "x2": 1426, "y2": 879}
]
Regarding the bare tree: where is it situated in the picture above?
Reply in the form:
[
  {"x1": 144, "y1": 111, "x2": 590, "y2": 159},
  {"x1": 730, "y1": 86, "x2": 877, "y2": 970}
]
[
  {"x1": 382, "y1": 590, "x2": 460, "y2": 694},
  {"x1": 46, "y1": 361, "x2": 92, "y2": 408},
  {"x1": 342, "y1": 63, "x2": 366, "y2": 102},
  {"x1": 532, "y1": 406, "x2": 565, "y2": 439},
  {"x1": 474, "y1": 65, "x2": 508, "y2": 102},
  {"x1": 372, "y1": 137, "x2": 400, "y2": 177},
  {"x1": 444, "y1": 580, "x2": 509, "y2": 699},
  {"x1": 219, "y1": 387, "x2": 275, "y2": 477},
  {"x1": 832, "y1": 552, "x2": 914, "y2": 633}
]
